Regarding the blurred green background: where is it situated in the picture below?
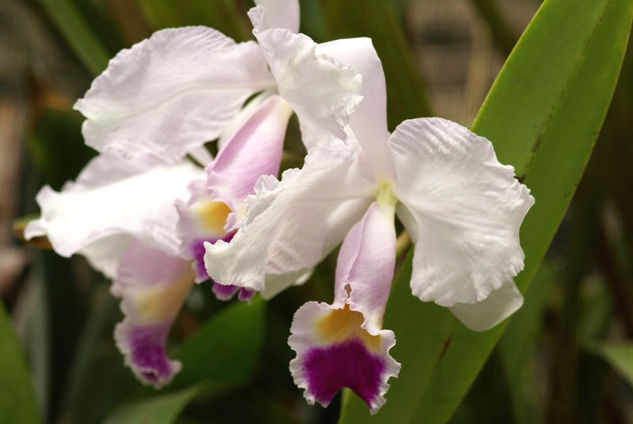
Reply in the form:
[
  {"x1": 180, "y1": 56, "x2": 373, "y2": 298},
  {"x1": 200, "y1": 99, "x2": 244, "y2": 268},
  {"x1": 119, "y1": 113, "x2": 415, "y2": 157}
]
[{"x1": 1, "y1": 0, "x2": 633, "y2": 423}]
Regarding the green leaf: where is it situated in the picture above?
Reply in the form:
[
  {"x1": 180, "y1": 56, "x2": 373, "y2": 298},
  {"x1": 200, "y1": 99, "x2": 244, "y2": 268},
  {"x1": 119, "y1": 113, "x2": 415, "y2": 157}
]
[
  {"x1": 171, "y1": 297, "x2": 266, "y2": 388},
  {"x1": 0, "y1": 304, "x2": 41, "y2": 424},
  {"x1": 339, "y1": 0, "x2": 633, "y2": 422},
  {"x1": 319, "y1": 0, "x2": 432, "y2": 129},
  {"x1": 593, "y1": 342, "x2": 633, "y2": 385},
  {"x1": 138, "y1": 0, "x2": 250, "y2": 42},
  {"x1": 415, "y1": 0, "x2": 633, "y2": 422},
  {"x1": 104, "y1": 384, "x2": 207, "y2": 424},
  {"x1": 498, "y1": 264, "x2": 555, "y2": 424},
  {"x1": 37, "y1": 0, "x2": 112, "y2": 75}
]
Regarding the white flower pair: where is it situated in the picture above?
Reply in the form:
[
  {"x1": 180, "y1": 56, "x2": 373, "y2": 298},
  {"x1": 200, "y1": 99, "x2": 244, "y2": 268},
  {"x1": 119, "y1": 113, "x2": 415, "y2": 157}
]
[{"x1": 26, "y1": 0, "x2": 533, "y2": 412}]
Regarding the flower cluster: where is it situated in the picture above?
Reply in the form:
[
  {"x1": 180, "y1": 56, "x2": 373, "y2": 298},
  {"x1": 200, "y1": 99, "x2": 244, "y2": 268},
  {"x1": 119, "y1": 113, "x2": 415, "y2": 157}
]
[{"x1": 26, "y1": 0, "x2": 533, "y2": 412}]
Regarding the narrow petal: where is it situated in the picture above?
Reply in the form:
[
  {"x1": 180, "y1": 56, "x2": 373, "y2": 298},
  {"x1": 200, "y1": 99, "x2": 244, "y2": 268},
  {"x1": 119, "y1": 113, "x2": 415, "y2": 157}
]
[
  {"x1": 289, "y1": 203, "x2": 400, "y2": 413},
  {"x1": 253, "y1": 28, "x2": 362, "y2": 149},
  {"x1": 206, "y1": 95, "x2": 293, "y2": 210},
  {"x1": 249, "y1": 0, "x2": 300, "y2": 32},
  {"x1": 25, "y1": 154, "x2": 202, "y2": 274},
  {"x1": 316, "y1": 38, "x2": 393, "y2": 178},
  {"x1": 112, "y1": 240, "x2": 195, "y2": 388},
  {"x1": 74, "y1": 27, "x2": 274, "y2": 163},
  {"x1": 450, "y1": 281, "x2": 524, "y2": 331},
  {"x1": 334, "y1": 202, "x2": 396, "y2": 332},
  {"x1": 204, "y1": 142, "x2": 374, "y2": 293},
  {"x1": 390, "y1": 118, "x2": 534, "y2": 307}
]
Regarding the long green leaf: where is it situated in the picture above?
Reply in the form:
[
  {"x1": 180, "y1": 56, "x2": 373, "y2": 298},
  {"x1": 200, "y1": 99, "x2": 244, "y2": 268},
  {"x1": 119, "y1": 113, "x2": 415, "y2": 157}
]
[
  {"x1": 498, "y1": 264, "x2": 555, "y2": 424},
  {"x1": 37, "y1": 0, "x2": 112, "y2": 75},
  {"x1": 339, "y1": 0, "x2": 633, "y2": 422},
  {"x1": 0, "y1": 304, "x2": 40, "y2": 424},
  {"x1": 415, "y1": 0, "x2": 633, "y2": 422}
]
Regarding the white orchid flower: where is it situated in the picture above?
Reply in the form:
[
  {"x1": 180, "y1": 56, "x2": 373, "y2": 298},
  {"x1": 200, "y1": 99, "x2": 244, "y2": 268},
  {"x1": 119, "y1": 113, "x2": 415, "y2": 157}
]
[
  {"x1": 203, "y1": 40, "x2": 535, "y2": 411},
  {"x1": 24, "y1": 0, "x2": 371, "y2": 388}
]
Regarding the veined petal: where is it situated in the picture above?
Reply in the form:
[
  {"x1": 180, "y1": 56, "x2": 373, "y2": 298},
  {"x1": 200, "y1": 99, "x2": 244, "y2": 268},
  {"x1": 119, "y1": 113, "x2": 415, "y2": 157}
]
[
  {"x1": 204, "y1": 142, "x2": 374, "y2": 293},
  {"x1": 450, "y1": 281, "x2": 524, "y2": 331},
  {"x1": 25, "y1": 154, "x2": 202, "y2": 274},
  {"x1": 249, "y1": 0, "x2": 300, "y2": 32},
  {"x1": 74, "y1": 27, "x2": 274, "y2": 163},
  {"x1": 289, "y1": 202, "x2": 400, "y2": 413},
  {"x1": 112, "y1": 240, "x2": 195, "y2": 388},
  {"x1": 253, "y1": 28, "x2": 362, "y2": 149},
  {"x1": 206, "y1": 95, "x2": 292, "y2": 211},
  {"x1": 316, "y1": 38, "x2": 393, "y2": 178},
  {"x1": 390, "y1": 118, "x2": 534, "y2": 307}
]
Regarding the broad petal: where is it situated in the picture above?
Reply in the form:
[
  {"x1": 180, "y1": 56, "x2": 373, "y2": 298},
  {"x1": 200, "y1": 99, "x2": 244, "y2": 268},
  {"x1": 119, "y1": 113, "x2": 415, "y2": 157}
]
[
  {"x1": 390, "y1": 118, "x2": 534, "y2": 307},
  {"x1": 204, "y1": 142, "x2": 374, "y2": 292},
  {"x1": 74, "y1": 27, "x2": 274, "y2": 163},
  {"x1": 288, "y1": 302, "x2": 400, "y2": 414},
  {"x1": 316, "y1": 38, "x2": 392, "y2": 178},
  {"x1": 449, "y1": 281, "x2": 523, "y2": 331},
  {"x1": 206, "y1": 95, "x2": 292, "y2": 210},
  {"x1": 25, "y1": 154, "x2": 202, "y2": 272},
  {"x1": 112, "y1": 240, "x2": 195, "y2": 388},
  {"x1": 249, "y1": 0, "x2": 300, "y2": 32},
  {"x1": 253, "y1": 28, "x2": 362, "y2": 149}
]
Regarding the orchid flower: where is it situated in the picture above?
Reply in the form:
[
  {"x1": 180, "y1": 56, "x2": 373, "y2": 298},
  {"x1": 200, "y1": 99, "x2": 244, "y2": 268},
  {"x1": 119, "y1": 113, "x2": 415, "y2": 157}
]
[
  {"x1": 24, "y1": 153, "x2": 202, "y2": 387},
  {"x1": 23, "y1": 0, "x2": 371, "y2": 387},
  {"x1": 203, "y1": 41, "x2": 535, "y2": 411}
]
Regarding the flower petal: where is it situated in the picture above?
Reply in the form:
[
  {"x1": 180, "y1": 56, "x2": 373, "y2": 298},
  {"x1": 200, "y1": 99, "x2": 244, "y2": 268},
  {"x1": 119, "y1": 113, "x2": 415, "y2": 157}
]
[
  {"x1": 315, "y1": 38, "x2": 392, "y2": 178},
  {"x1": 335, "y1": 202, "x2": 396, "y2": 332},
  {"x1": 249, "y1": 0, "x2": 300, "y2": 32},
  {"x1": 288, "y1": 204, "x2": 400, "y2": 413},
  {"x1": 204, "y1": 142, "x2": 374, "y2": 292},
  {"x1": 253, "y1": 28, "x2": 362, "y2": 149},
  {"x1": 449, "y1": 281, "x2": 524, "y2": 331},
  {"x1": 206, "y1": 95, "x2": 293, "y2": 210},
  {"x1": 25, "y1": 154, "x2": 202, "y2": 272},
  {"x1": 289, "y1": 302, "x2": 399, "y2": 413},
  {"x1": 112, "y1": 240, "x2": 195, "y2": 388},
  {"x1": 74, "y1": 27, "x2": 274, "y2": 163},
  {"x1": 390, "y1": 118, "x2": 534, "y2": 307}
]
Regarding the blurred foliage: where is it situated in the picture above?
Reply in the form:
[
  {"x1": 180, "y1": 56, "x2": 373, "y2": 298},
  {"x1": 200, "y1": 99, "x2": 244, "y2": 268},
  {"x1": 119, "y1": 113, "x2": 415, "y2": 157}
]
[{"x1": 2, "y1": 0, "x2": 633, "y2": 423}]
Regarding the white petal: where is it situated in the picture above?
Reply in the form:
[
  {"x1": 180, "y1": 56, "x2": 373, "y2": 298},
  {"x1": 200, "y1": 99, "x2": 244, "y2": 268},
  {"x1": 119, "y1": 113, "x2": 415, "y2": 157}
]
[
  {"x1": 253, "y1": 28, "x2": 362, "y2": 149},
  {"x1": 204, "y1": 142, "x2": 374, "y2": 292},
  {"x1": 316, "y1": 38, "x2": 392, "y2": 178},
  {"x1": 74, "y1": 27, "x2": 274, "y2": 163},
  {"x1": 80, "y1": 234, "x2": 133, "y2": 278},
  {"x1": 25, "y1": 154, "x2": 203, "y2": 269},
  {"x1": 249, "y1": 0, "x2": 300, "y2": 32},
  {"x1": 450, "y1": 281, "x2": 524, "y2": 331},
  {"x1": 390, "y1": 118, "x2": 534, "y2": 306}
]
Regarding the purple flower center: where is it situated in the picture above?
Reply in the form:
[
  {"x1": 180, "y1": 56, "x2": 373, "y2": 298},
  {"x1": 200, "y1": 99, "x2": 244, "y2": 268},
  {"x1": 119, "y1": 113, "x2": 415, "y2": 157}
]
[
  {"x1": 128, "y1": 325, "x2": 172, "y2": 384},
  {"x1": 302, "y1": 339, "x2": 386, "y2": 407}
]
